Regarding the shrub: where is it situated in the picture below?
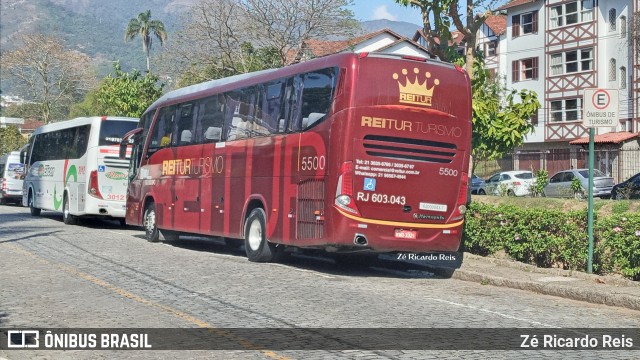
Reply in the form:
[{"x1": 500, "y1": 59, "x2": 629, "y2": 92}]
[{"x1": 463, "y1": 202, "x2": 640, "y2": 279}]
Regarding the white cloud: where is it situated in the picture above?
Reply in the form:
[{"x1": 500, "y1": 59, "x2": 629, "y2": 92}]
[{"x1": 372, "y1": 5, "x2": 398, "y2": 21}]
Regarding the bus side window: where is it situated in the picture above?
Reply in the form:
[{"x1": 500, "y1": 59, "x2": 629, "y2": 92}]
[
  {"x1": 148, "y1": 106, "x2": 175, "y2": 155},
  {"x1": 260, "y1": 81, "x2": 285, "y2": 135},
  {"x1": 287, "y1": 75, "x2": 304, "y2": 132},
  {"x1": 199, "y1": 96, "x2": 224, "y2": 143},
  {"x1": 300, "y1": 68, "x2": 337, "y2": 129},
  {"x1": 174, "y1": 103, "x2": 195, "y2": 146}
]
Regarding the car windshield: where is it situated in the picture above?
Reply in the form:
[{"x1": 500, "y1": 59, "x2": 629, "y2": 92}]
[{"x1": 578, "y1": 169, "x2": 606, "y2": 178}]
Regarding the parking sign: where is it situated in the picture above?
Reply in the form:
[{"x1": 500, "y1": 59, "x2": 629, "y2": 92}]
[{"x1": 582, "y1": 89, "x2": 619, "y2": 128}]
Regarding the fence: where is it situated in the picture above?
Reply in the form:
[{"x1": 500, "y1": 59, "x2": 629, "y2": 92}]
[{"x1": 474, "y1": 148, "x2": 640, "y2": 183}]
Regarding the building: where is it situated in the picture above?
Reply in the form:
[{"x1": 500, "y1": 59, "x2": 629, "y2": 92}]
[
  {"x1": 0, "y1": 117, "x2": 43, "y2": 137},
  {"x1": 293, "y1": 28, "x2": 433, "y2": 63},
  {"x1": 487, "y1": 0, "x2": 639, "y2": 182}
]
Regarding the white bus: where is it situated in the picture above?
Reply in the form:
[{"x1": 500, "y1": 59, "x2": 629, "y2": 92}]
[{"x1": 22, "y1": 116, "x2": 138, "y2": 225}]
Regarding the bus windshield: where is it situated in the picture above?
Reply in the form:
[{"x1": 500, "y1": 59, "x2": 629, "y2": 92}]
[{"x1": 99, "y1": 120, "x2": 139, "y2": 146}]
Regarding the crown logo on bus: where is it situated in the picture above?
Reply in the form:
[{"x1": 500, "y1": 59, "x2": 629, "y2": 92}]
[{"x1": 392, "y1": 68, "x2": 439, "y2": 107}]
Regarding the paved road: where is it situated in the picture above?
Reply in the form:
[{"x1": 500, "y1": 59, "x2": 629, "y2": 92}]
[{"x1": 0, "y1": 205, "x2": 638, "y2": 359}]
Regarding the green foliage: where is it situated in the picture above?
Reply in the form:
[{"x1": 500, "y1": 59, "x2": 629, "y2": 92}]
[
  {"x1": 71, "y1": 62, "x2": 163, "y2": 118},
  {"x1": 571, "y1": 177, "x2": 584, "y2": 199},
  {"x1": 595, "y1": 215, "x2": 640, "y2": 279},
  {"x1": 0, "y1": 125, "x2": 27, "y2": 154},
  {"x1": 125, "y1": 10, "x2": 167, "y2": 72},
  {"x1": 463, "y1": 202, "x2": 640, "y2": 280},
  {"x1": 176, "y1": 43, "x2": 282, "y2": 87},
  {"x1": 469, "y1": 57, "x2": 540, "y2": 173},
  {"x1": 530, "y1": 169, "x2": 548, "y2": 197},
  {"x1": 612, "y1": 201, "x2": 631, "y2": 214}
]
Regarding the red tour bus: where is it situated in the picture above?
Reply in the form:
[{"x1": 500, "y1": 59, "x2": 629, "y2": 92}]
[{"x1": 120, "y1": 52, "x2": 471, "y2": 263}]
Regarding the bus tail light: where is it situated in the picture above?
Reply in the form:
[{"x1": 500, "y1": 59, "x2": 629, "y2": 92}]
[
  {"x1": 452, "y1": 173, "x2": 468, "y2": 220},
  {"x1": 88, "y1": 170, "x2": 103, "y2": 199},
  {"x1": 335, "y1": 161, "x2": 361, "y2": 216},
  {"x1": 1, "y1": 178, "x2": 6, "y2": 192}
]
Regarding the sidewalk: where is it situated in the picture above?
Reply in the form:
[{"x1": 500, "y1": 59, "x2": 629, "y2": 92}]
[{"x1": 452, "y1": 253, "x2": 640, "y2": 311}]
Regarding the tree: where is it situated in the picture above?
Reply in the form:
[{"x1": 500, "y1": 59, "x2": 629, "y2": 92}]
[
  {"x1": 396, "y1": 0, "x2": 500, "y2": 77},
  {"x1": 468, "y1": 56, "x2": 539, "y2": 173},
  {"x1": 125, "y1": 10, "x2": 168, "y2": 73},
  {"x1": 0, "y1": 126, "x2": 27, "y2": 155},
  {"x1": 70, "y1": 62, "x2": 163, "y2": 118},
  {"x1": 159, "y1": 0, "x2": 358, "y2": 85},
  {"x1": 0, "y1": 34, "x2": 95, "y2": 124},
  {"x1": 70, "y1": 62, "x2": 164, "y2": 118}
]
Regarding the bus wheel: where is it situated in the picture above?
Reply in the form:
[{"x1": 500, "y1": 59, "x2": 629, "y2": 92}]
[
  {"x1": 244, "y1": 208, "x2": 279, "y2": 262},
  {"x1": 29, "y1": 192, "x2": 41, "y2": 216},
  {"x1": 63, "y1": 194, "x2": 78, "y2": 225},
  {"x1": 144, "y1": 203, "x2": 160, "y2": 242}
]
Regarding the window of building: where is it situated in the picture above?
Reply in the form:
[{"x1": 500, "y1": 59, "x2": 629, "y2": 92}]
[
  {"x1": 550, "y1": 48, "x2": 593, "y2": 75},
  {"x1": 620, "y1": 16, "x2": 627, "y2": 38},
  {"x1": 620, "y1": 67, "x2": 627, "y2": 89},
  {"x1": 609, "y1": 9, "x2": 617, "y2": 31},
  {"x1": 609, "y1": 58, "x2": 616, "y2": 81},
  {"x1": 550, "y1": 0, "x2": 594, "y2": 29},
  {"x1": 550, "y1": 98, "x2": 581, "y2": 122},
  {"x1": 511, "y1": 57, "x2": 538, "y2": 82},
  {"x1": 512, "y1": 11, "x2": 538, "y2": 37},
  {"x1": 486, "y1": 41, "x2": 497, "y2": 56}
]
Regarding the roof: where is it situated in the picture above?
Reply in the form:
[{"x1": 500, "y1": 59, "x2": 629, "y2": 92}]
[
  {"x1": 300, "y1": 28, "x2": 405, "y2": 58},
  {"x1": 497, "y1": 0, "x2": 538, "y2": 11},
  {"x1": 484, "y1": 14, "x2": 507, "y2": 35},
  {"x1": 569, "y1": 132, "x2": 640, "y2": 145}
]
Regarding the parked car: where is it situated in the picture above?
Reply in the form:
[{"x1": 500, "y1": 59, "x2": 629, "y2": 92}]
[
  {"x1": 543, "y1": 169, "x2": 614, "y2": 199},
  {"x1": 477, "y1": 171, "x2": 535, "y2": 197},
  {"x1": 470, "y1": 174, "x2": 485, "y2": 195},
  {"x1": 610, "y1": 172, "x2": 640, "y2": 200}
]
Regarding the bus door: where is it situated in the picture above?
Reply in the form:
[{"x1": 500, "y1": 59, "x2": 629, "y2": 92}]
[
  {"x1": 196, "y1": 96, "x2": 226, "y2": 236},
  {"x1": 169, "y1": 102, "x2": 204, "y2": 233}
]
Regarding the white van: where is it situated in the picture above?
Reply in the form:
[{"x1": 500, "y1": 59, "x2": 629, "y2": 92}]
[{"x1": 0, "y1": 151, "x2": 24, "y2": 205}]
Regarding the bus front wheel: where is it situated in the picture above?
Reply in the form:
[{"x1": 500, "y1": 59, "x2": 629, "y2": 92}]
[
  {"x1": 29, "y1": 191, "x2": 41, "y2": 216},
  {"x1": 63, "y1": 193, "x2": 78, "y2": 225},
  {"x1": 244, "y1": 208, "x2": 280, "y2": 262},
  {"x1": 144, "y1": 203, "x2": 160, "y2": 242}
]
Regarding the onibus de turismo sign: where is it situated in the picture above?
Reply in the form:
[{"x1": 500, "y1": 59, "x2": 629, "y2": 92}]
[{"x1": 583, "y1": 89, "x2": 619, "y2": 127}]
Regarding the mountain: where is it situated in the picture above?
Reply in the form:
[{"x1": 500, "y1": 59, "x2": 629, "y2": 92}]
[
  {"x1": 359, "y1": 19, "x2": 422, "y2": 38},
  {"x1": 0, "y1": 0, "x2": 422, "y2": 80},
  {"x1": 0, "y1": 0, "x2": 193, "y2": 73}
]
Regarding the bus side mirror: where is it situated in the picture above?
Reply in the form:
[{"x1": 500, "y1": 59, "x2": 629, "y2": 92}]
[
  {"x1": 119, "y1": 128, "x2": 143, "y2": 159},
  {"x1": 19, "y1": 143, "x2": 29, "y2": 164}
]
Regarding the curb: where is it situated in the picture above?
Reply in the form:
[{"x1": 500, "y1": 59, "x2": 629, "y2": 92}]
[{"x1": 452, "y1": 269, "x2": 640, "y2": 312}]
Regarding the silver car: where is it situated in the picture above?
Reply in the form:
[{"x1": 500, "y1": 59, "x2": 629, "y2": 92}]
[{"x1": 543, "y1": 169, "x2": 614, "y2": 198}]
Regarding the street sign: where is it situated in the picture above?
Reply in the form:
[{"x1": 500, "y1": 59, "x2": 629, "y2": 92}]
[{"x1": 582, "y1": 89, "x2": 619, "y2": 128}]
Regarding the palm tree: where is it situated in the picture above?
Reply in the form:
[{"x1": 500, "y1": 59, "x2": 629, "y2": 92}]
[{"x1": 124, "y1": 10, "x2": 167, "y2": 72}]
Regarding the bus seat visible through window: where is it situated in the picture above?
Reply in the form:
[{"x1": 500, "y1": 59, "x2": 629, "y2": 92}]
[
  {"x1": 204, "y1": 127, "x2": 222, "y2": 142},
  {"x1": 303, "y1": 112, "x2": 325, "y2": 128},
  {"x1": 180, "y1": 130, "x2": 192, "y2": 144}
]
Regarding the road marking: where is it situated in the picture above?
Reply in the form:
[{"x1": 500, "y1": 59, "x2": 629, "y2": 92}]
[
  {"x1": 424, "y1": 297, "x2": 556, "y2": 327},
  {"x1": 3, "y1": 243, "x2": 290, "y2": 359}
]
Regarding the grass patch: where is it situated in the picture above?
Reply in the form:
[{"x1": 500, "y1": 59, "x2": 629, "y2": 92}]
[{"x1": 471, "y1": 195, "x2": 639, "y2": 217}]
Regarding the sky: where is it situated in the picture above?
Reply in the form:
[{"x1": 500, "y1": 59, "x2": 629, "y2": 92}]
[{"x1": 349, "y1": 0, "x2": 423, "y2": 25}]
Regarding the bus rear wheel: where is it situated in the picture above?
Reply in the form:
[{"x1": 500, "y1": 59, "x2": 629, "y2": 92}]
[
  {"x1": 29, "y1": 191, "x2": 41, "y2": 216},
  {"x1": 244, "y1": 208, "x2": 280, "y2": 262},
  {"x1": 144, "y1": 203, "x2": 160, "y2": 242},
  {"x1": 63, "y1": 193, "x2": 78, "y2": 225}
]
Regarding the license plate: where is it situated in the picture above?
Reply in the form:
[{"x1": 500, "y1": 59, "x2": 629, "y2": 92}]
[{"x1": 394, "y1": 229, "x2": 417, "y2": 239}]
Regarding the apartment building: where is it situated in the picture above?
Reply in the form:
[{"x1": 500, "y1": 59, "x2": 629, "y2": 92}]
[{"x1": 493, "y1": 0, "x2": 639, "y2": 181}]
